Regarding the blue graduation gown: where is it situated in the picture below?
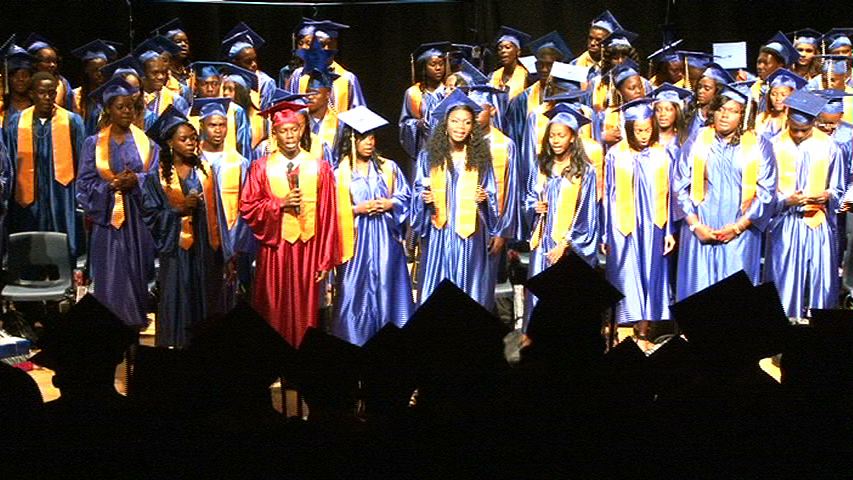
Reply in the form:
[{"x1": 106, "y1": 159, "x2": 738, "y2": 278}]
[
  {"x1": 764, "y1": 131, "x2": 844, "y2": 317},
  {"x1": 145, "y1": 91, "x2": 190, "y2": 117},
  {"x1": 141, "y1": 167, "x2": 225, "y2": 348},
  {"x1": 76, "y1": 131, "x2": 159, "y2": 327},
  {"x1": 673, "y1": 129, "x2": 778, "y2": 300},
  {"x1": 4, "y1": 109, "x2": 85, "y2": 260},
  {"x1": 285, "y1": 62, "x2": 366, "y2": 112},
  {"x1": 602, "y1": 144, "x2": 676, "y2": 324},
  {"x1": 256, "y1": 69, "x2": 277, "y2": 113},
  {"x1": 411, "y1": 150, "x2": 499, "y2": 308},
  {"x1": 398, "y1": 85, "x2": 445, "y2": 161},
  {"x1": 331, "y1": 159, "x2": 414, "y2": 346},
  {"x1": 523, "y1": 166, "x2": 599, "y2": 328},
  {"x1": 0, "y1": 138, "x2": 12, "y2": 258},
  {"x1": 310, "y1": 112, "x2": 345, "y2": 167}
]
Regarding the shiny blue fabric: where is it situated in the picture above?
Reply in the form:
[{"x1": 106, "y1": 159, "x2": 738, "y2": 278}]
[
  {"x1": 398, "y1": 85, "x2": 444, "y2": 161},
  {"x1": 410, "y1": 149, "x2": 499, "y2": 308},
  {"x1": 602, "y1": 144, "x2": 676, "y2": 324},
  {"x1": 331, "y1": 159, "x2": 414, "y2": 346},
  {"x1": 77, "y1": 132, "x2": 159, "y2": 327},
  {"x1": 523, "y1": 166, "x2": 599, "y2": 329},
  {"x1": 203, "y1": 150, "x2": 256, "y2": 261},
  {"x1": 145, "y1": 92, "x2": 190, "y2": 117},
  {"x1": 673, "y1": 129, "x2": 778, "y2": 300},
  {"x1": 764, "y1": 132, "x2": 844, "y2": 317},
  {"x1": 284, "y1": 65, "x2": 365, "y2": 112}
]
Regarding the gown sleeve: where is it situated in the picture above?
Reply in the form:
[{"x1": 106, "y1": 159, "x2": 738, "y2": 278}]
[{"x1": 239, "y1": 157, "x2": 284, "y2": 247}]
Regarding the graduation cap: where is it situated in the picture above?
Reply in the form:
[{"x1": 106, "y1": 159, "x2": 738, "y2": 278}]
[
  {"x1": 550, "y1": 61, "x2": 588, "y2": 86},
  {"x1": 677, "y1": 50, "x2": 715, "y2": 69},
  {"x1": 610, "y1": 58, "x2": 641, "y2": 87},
  {"x1": 620, "y1": 97, "x2": 656, "y2": 122},
  {"x1": 270, "y1": 88, "x2": 310, "y2": 105},
  {"x1": 702, "y1": 62, "x2": 735, "y2": 85},
  {"x1": 766, "y1": 68, "x2": 807, "y2": 90},
  {"x1": 30, "y1": 294, "x2": 136, "y2": 373},
  {"x1": 100, "y1": 55, "x2": 144, "y2": 80},
  {"x1": 292, "y1": 327, "x2": 363, "y2": 411},
  {"x1": 220, "y1": 63, "x2": 259, "y2": 91},
  {"x1": 71, "y1": 39, "x2": 120, "y2": 63},
  {"x1": 145, "y1": 105, "x2": 191, "y2": 143},
  {"x1": 311, "y1": 20, "x2": 350, "y2": 39},
  {"x1": 189, "y1": 61, "x2": 229, "y2": 82},
  {"x1": 788, "y1": 28, "x2": 822, "y2": 47},
  {"x1": 0, "y1": 33, "x2": 17, "y2": 58},
  {"x1": 221, "y1": 24, "x2": 265, "y2": 61},
  {"x1": 449, "y1": 43, "x2": 479, "y2": 66},
  {"x1": 259, "y1": 100, "x2": 305, "y2": 127},
  {"x1": 494, "y1": 25, "x2": 531, "y2": 49},
  {"x1": 648, "y1": 39, "x2": 684, "y2": 64},
  {"x1": 223, "y1": 21, "x2": 266, "y2": 47},
  {"x1": 590, "y1": 9, "x2": 623, "y2": 34},
  {"x1": 153, "y1": 35, "x2": 182, "y2": 56},
  {"x1": 784, "y1": 89, "x2": 828, "y2": 124},
  {"x1": 811, "y1": 89, "x2": 853, "y2": 114},
  {"x1": 88, "y1": 75, "x2": 138, "y2": 107},
  {"x1": 454, "y1": 58, "x2": 488, "y2": 85},
  {"x1": 151, "y1": 18, "x2": 185, "y2": 39},
  {"x1": 603, "y1": 29, "x2": 639, "y2": 49},
  {"x1": 762, "y1": 31, "x2": 798, "y2": 65},
  {"x1": 650, "y1": 82, "x2": 693, "y2": 105},
  {"x1": 23, "y1": 33, "x2": 55, "y2": 55},
  {"x1": 190, "y1": 97, "x2": 231, "y2": 121},
  {"x1": 337, "y1": 105, "x2": 389, "y2": 135},
  {"x1": 296, "y1": 38, "x2": 338, "y2": 89},
  {"x1": 431, "y1": 88, "x2": 483, "y2": 121},
  {"x1": 822, "y1": 27, "x2": 853, "y2": 52},
  {"x1": 720, "y1": 80, "x2": 754, "y2": 105},
  {"x1": 670, "y1": 272, "x2": 791, "y2": 368},
  {"x1": 543, "y1": 102, "x2": 591, "y2": 132},
  {"x1": 133, "y1": 37, "x2": 166, "y2": 64},
  {"x1": 466, "y1": 84, "x2": 507, "y2": 108},
  {"x1": 543, "y1": 89, "x2": 587, "y2": 105},
  {"x1": 528, "y1": 31, "x2": 572, "y2": 62},
  {"x1": 4, "y1": 47, "x2": 33, "y2": 72},
  {"x1": 816, "y1": 54, "x2": 850, "y2": 75},
  {"x1": 293, "y1": 17, "x2": 319, "y2": 39},
  {"x1": 412, "y1": 41, "x2": 451, "y2": 64}
]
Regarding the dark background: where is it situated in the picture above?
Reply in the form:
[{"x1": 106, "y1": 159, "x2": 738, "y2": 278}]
[{"x1": 2, "y1": 0, "x2": 849, "y2": 171}]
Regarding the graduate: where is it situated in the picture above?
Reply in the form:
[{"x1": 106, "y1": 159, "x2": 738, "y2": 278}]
[
  {"x1": 410, "y1": 89, "x2": 499, "y2": 308},
  {"x1": 789, "y1": 28, "x2": 822, "y2": 80},
  {"x1": 1, "y1": 46, "x2": 34, "y2": 129},
  {"x1": 673, "y1": 82, "x2": 778, "y2": 300},
  {"x1": 220, "y1": 62, "x2": 268, "y2": 150},
  {"x1": 70, "y1": 40, "x2": 119, "y2": 136},
  {"x1": 192, "y1": 97, "x2": 255, "y2": 308},
  {"x1": 187, "y1": 62, "x2": 252, "y2": 159},
  {"x1": 399, "y1": 42, "x2": 450, "y2": 162},
  {"x1": 592, "y1": 57, "x2": 650, "y2": 147},
  {"x1": 488, "y1": 26, "x2": 531, "y2": 100},
  {"x1": 674, "y1": 50, "x2": 715, "y2": 90},
  {"x1": 134, "y1": 38, "x2": 189, "y2": 117},
  {"x1": 814, "y1": 89, "x2": 853, "y2": 189},
  {"x1": 601, "y1": 98, "x2": 676, "y2": 336},
  {"x1": 220, "y1": 22, "x2": 277, "y2": 112},
  {"x1": 749, "y1": 32, "x2": 798, "y2": 113},
  {"x1": 764, "y1": 90, "x2": 844, "y2": 318},
  {"x1": 142, "y1": 106, "x2": 225, "y2": 347},
  {"x1": 4, "y1": 71, "x2": 85, "y2": 261},
  {"x1": 822, "y1": 28, "x2": 853, "y2": 57},
  {"x1": 76, "y1": 76, "x2": 158, "y2": 328},
  {"x1": 649, "y1": 82, "x2": 693, "y2": 149},
  {"x1": 810, "y1": 55, "x2": 853, "y2": 124},
  {"x1": 250, "y1": 89, "x2": 315, "y2": 161},
  {"x1": 278, "y1": 17, "x2": 315, "y2": 89},
  {"x1": 587, "y1": 29, "x2": 645, "y2": 115},
  {"x1": 151, "y1": 19, "x2": 193, "y2": 94},
  {"x1": 523, "y1": 103, "x2": 599, "y2": 327},
  {"x1": 647, "y1": 42, "x2": 684, "y2": 88},
  {"x1": 755, "y1": 68, "x2": 807, "y2": 139},
  {"x1": 298, "y1": 39, "x2": 345, "y2": 165},
  {"x1": 99, "y1": 55, "x2": 158, "y2": 131},
  {"x1": 684, "y1": 62, "x2": 734, "y2": 141},
  {"x1": 239, "y1": 100, "x2": 340, "y2": 347},
  {"x1": 23, "y1": 34, "x2": 74, "y2": 110},
  {"x1": 330, "y1": 106, "x2": 413, "y2": 346},
  {"x1": 285, "y1": 19, "x2": 365, "y2": 113},
  {"x1": 571, "y1": 9, "x2": 623, "y2": 74}
]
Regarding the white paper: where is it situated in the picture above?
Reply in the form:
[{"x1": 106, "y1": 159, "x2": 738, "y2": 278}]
[
  {"x1": 713, "y1": 41, "x2": 747, "y2": 70},
  {"x1": 518, "y1": 55, "x2": 538, "y2": 74},
  {"x1": 550, "y1": 61, "x2": 589, "y2": 83}
]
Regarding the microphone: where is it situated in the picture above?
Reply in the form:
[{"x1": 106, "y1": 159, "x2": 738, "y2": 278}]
[{"x1": 286, "y1": 162, "x2": 300, "y2": 215}]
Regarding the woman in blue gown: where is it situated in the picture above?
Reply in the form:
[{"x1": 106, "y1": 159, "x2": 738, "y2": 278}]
[
  {"x1": 331, "y1": 106, "x2": 414, "y2": 346},
  {"x1": 399, "y1": 42, "x2": 449, "y2": 165},
  {"x1": 410, "y1": 89, "x2": 499, "y2": 307}
]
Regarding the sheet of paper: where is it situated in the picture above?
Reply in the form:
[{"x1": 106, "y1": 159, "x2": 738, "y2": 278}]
[{"x1": 713, "y1": 41, "x2": 747, "y2": 70}]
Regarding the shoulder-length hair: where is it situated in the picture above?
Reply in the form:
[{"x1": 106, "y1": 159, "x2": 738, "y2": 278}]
[
  {"x1": 537, "y1": 123, "x2": 589, "y2": 179},
  {"x1": 426, "y1": 105, "x2": 491, "y2": 179}
]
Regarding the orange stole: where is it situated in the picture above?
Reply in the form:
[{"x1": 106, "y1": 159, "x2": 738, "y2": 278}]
[
  {"x1": 159, "y1": 161, "x2": 221, "y2": 250},
  {"x1": 690, "y1": 127, "x2": 759, "y2": 212},
  {"x1": 534, "y1": 102, "x2": 550, "y2": 155},
  {"x1": 55, "y1": 77, "x2": 67, "y2": 107},
  {"x1": 429, "y1": 162, "x2": 479, "y2": 238},
  {"x1": 335, "y1": 158, "x2": 396, "y2": 263},
  {"x1": 15, "y1": 106, "x2": 76, "y2": 207},
  {"x1": 95, "y1": 124, "x2": 152, "y2": 229},
  {"x1": 592, "y1": 79, "x2": 608, "y2": 112},
  {"x1": 488, "y1": 127, "x2": 510, "y2": 215},
  {"x1": 406, "y1": 84, "x2": 424, "y2": 119},
  {"x1": 845, "y1": 86, "x2": 853, "y2": 125},
  {"x1": 267, "y1": 151, "x2": 319, "y2": 243},
  {"x1": 581, "y1": 137, "x2": 605, "y2": 201},
  {"x1": 72, "y1": 87, "x2": 83, "y2": 115},
  {"x1": 214, "y1": 150, "x2": 244, "y2": 230},
  {"x1": 529, "y1": 171, "x2": 582, "y2": 249},
  {"x1": 525, "y1": 82, "x2": 542, "y2": 119},
  {"x1": 490, "y1": 65, "x2": 528, "y2": 99},
  {"x1": 573, "y1": 51, "x2": 596, "y2": 69},
  {"x1": 774, "y1": 129, "x2": 831, "y2": 228},
  {"x1": 611, "y1": 141, "x2": 669, "y2": 236}
]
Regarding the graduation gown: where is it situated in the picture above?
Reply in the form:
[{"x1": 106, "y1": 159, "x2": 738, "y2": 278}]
[
  {"x1": 673, "y1": 127, "x2": 778, "y2": 300},
  {"x1": 76, "y1": 128, "x2": 159, "y2": 327},
  {"x1": 398, "y1": 84, "x2": 445, "y2": 161},
  {"x1": 4, "y1": 107, "x2": 85, "y2": 260},
  {"x1": 602, "y1": 142, "x2": 675, "y2": 324},
  {"x1": 189, "y1": 102, "x2": 253, "y2": 160},
  {"x1": 287, "y1": 61, "x2": 365, "y2": 113},
  {"x1": 144, "y1": 87, "x2": 190, "y2": 117},
  {"x1": 764, "y1": 129, "x2": 844, "y2": 317},
  {"x1": 410, "y1": 150, "x2": 499, "y2": 308},
  {"x1": 331, "y1": 158, "x2": 414, "y2": 346},
  {"x1": 240, "y1": 150, "x2": 340, "y2": 347},
  {"x1": 309, "y1": 109, "x2": 344, "y2": 167}
]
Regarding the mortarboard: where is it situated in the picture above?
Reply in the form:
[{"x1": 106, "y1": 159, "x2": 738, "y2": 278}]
[
  {"x1": 5, "y1": 47, "x2": 33, "y2": 72},
  {"x1": 650, "y1": 82, "x2": 694, "y2": 105},
  {"x1": 0, "y1": 34, "x2": 16, "y2": 58},
  {"x1": 153, "y1": 35, "x2": 182, "y2": 57},
  {"x1": 270, "y1": 88, "x2": 309, "y2": 105},
  {"x1": 766, "y1": 68, "x2": 807, "y2": 90},
  {"x1": 528, "y1": 31, "x2": 573, "y2": 62},
  {"x1": 702, "y1": 62, "x2": 735, "y2": 85},
  {"x1": 620, "y1": 97, "x2": 656, "y2": 122},
  {"x1": 648, "y1": 40, "x2": 684, "y2": 64},
  {"x1": 311, "y1": 20, "x2": 350, "y2": 39},
  {"x1": 337, "y1": 105, "x2": 389, "y2": 134},
  {"x1": 815, "y1": 54, "x2": 850, "y2": 75},
  {"x1": 71, "y1": 39, "x2": 120, "y2": 63},
  {"x1": 133, "y1": 37, "x2": 165, "y2": 64},
  {"x1": 456, "y1": 58, "x2": 488, "y2": 85},
  {"x1": 431, "y1": 88, "x2": 483, "y2": 121},
  {"x1": 151, "y1": 18, "x2": 186, "y2": 39},
  {"x1": 189, "y1": 61, "x2": 229, "y2": 82},
  {"x1": 293, "y1": 17, "x2": 318, "y2": 39},
  {"x1": 88, "y1": 75, "x2": 138, "y2": 107},
  {"x1": 412, "y1": 41, "x2": 451, "y2": 63},
  {"x1": 544, "y1": 102, "x2": 591, "y2": 131},
  {"x1": 788, "y1": 28, "x2": 822, "y2": 47},
  {"x1": 822, "y1": 28, "x2": 853, "y2": 52},
  {"x1": 466, "y1": 84, "x2": 507, "y2": 108},
  {"x1": 223, "y1": 21, "x2": 265, "y2": 47},
  {"x1": 811, "y1": 89, "x2": 853, "y2": 114},
  {"x1": 590, "y1": 10, "x2": 623, "y2": 34},
  {"x1": 611, "y1": 58, "x2": 641, "y2": 87},
  {"x1": 146, "y1": 105, "x2": 192, "y2": 143},
  {"x1": 221, "y1": 23, "x2": 266, "y2": 60},
  {"x1": 784, "y1": 88, "x2": 828, "y2": 124},
  {"x1": 293, "y1": 327, "x2": 363, "y2": 411},
  {"x1": 677, "y1": 50, "x2": 715, "y2": 69},
  {"x1": 720, "y1": 80, "x2": 754, "y2": 105},
  {"x1": 23, "y1": 33, "x2": 54, "y2": 55},
  {"x1": 100, "y1": 55, "x2": 144, "y2": 79},
  {"x1": 543, "y1": 89, "x2": 587, "y2": 104},
  {"x1": 190, "y1": 97, "x2": 231, "y2": 120},
  {"x1": 494, "y1": 26, "x2": 532, "y2": 49},
  {"x1": 449, "y1": 43, "x2": 479, "y2": 66},
  {"x1": 762, "y1": 31, "x2": 798, "y2": 65},
  {"x1": 550, "y1": 61, "x2": 589, "y2": 85},
  {"x1": 603, "y1": 29, "x2": 639, "y2": 49},
  {"x1": 220, "y1": 63, "x2": 259, "y2": 91},
  {"x1": 259, "y1": 100, "x2": 305, "y2": 127}
]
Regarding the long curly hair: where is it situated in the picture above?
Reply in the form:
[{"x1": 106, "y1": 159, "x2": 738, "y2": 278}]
[
  {"x1": 338, "y1": 126, "x2": 386, "y2": 172},
  {"x1": 537, "y1": 123, "x2": 589, "y2": 179},
  {"x1": 159, "y1": 122, "x2": 206, "y2": 185},
  {"x1": 684, "y1": 78, "x2": 725, "y2": 132},
  {"x1": 426, "y1": 106, "x2": 491, "y2": 180}
]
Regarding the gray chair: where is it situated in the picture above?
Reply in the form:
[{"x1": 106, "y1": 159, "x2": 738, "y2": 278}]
[{"x1": 2, "y1": 232, "x2": 73, "y2": 303}]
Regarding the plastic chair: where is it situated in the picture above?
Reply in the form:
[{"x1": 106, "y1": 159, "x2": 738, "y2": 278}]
[{"x1": 2, "y1": 232, "x2": 73, "y2": 303}]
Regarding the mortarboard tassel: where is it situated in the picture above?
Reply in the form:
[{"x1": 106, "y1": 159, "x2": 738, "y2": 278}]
[
  {"x1": 684, "y1": 56, "x2": 692, "y2": 91},
  {"x1": 410, "y1": 53, "x2": 416, "y2": 86}
]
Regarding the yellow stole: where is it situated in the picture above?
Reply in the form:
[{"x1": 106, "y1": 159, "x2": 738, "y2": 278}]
[
  {"x1": 429, "y1": 160, "x2": 479, "y2": 238},
  {"x1": 533, "y1": 102, "x2": 550, "y2": 155},
  {"x1": 845, "y1": 86, "x2": 853, "y2": 124},
  {"x1": 490, "y1": 65, "x2": 528, "y2": 99},
  {"x1": 15, "y1": 106, "x2": 75, "y2": 207},
  {"x1": 95, "y1": 124, "x2": 152, "y2": 229},
  {"x1": 750, "y1": 80, "x2": 764, "y2": 107},
  {"x1": 525, "y1": 82, "x2": 542, "y2": 119},
  {"x1": 592, "y1": 79, "x2": 609, "y2": 112},
  {"x1": 72, "y1": 87, "x2": 83, "y2": 115},
  {"x1": 529, "y1": 171, "x2": 583, "y2": 249},
  {"x1": 211, "y1": 150, "x2": 244, "y2": 230},
  {"x1": 159, "y1": 160, "x2": 221, "y2": 250},
  {"x1": 315, "y1": 109, "x2": 339, "y2": 150},
  {"x1": 335, "y1": 157, "x2": 396, "y2": 263},
  {"x1": 774, "y1": 129, "x2": 831, "y2": 228},
  {"x1": 54, "y1": 77, "x2": 67, "y2": 107},
  {"x1": 407, "y1": 84, "x2": 424, "y2": 119},
  {"x1": 574, "y1": 51, "x2": 596, "y2": 69},
  {"x1": 298, "y1": 62, "x2": 351, "y2": 113},
  {"x1": 267, "y1": 150, "x2": 319, "y2": 243},
  {"x1": 612, "y1": 141, "x2": 669, "y2": 236},
  {"x1": 690, "y1": 127, "x2": 760, "y2": 213},
  {"x1": 488, "y1": 127, "x2": 510, "y2": 215},
  {"x1": 189, "y1": 102, "x2": 239, "y2": 153},
  {"x1": 581, "y1": 137, "x2": 605, "y2": 201},
  {"x1": 145, "y1": 87, "x2": 175, "y2": 116},
  {"x1": 165, "y1": 74, "x2": 184, "y2": 97}
]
